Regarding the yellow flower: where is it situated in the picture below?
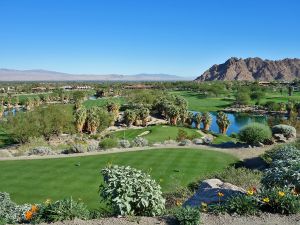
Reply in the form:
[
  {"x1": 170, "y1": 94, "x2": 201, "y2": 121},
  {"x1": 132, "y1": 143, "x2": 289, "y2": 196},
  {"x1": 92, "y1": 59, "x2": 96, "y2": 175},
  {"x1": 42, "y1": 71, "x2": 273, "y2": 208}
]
[
  {"x1": 176, "y1": 200, "x2": 182, "y2": 206},
  {"x1": 247, "y1": 190, "x2": 254, "y2": 196},
  {"x1": 278, "y1": 191, "x2": 285, "y2": 197},
  {"x1": 262, "y1": 197, "x2": 270, "y2": 203},
  {"x1": 44, "y1": 199, "x2": 51, "y2": 205},
  {"x1": 217, "y1": 192, "x2": 224, "y2": 197}
]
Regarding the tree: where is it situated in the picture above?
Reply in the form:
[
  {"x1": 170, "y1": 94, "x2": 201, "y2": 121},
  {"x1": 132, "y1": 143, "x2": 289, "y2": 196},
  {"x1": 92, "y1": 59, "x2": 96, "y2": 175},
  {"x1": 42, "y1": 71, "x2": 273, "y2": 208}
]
[
  {"x1": 288, "y1": 86, "x2": 293, "y2": 96},
  {"x1": 186, "y1": 111, "x2": 194, "y2": 127},
  {"x1": 123, "y1": 109, "x2": 136, "y2": 127},
  {"x1": 138, "y1": 107, "x2": 150, "y2": 126},
  {"x1": 216, "y1": 111, "x2": 230, "y2": 134},
  {"x1": 193, "y1": 113, "x2": 202, "y2": 129},
  {"x1": 166, "y1": 104, "x2": 180, "y2": 125},
  {"x1": 106, "y1": 102, "x2": 120, "y2": 123},
  {"x1": 202, "y1": 112, "x2": 212, "y2": 131},
  {"x1": 235, "y1": 92, "x2": 251, "y2": 105},
  {"x1": 24, "y1": 97, "x2": 33, "y2": 111},
  {"x1": 74, "y1": 107, "x2": 87, "y2": 133},
  {"x1": 86, "y1": 107, "x2": 100, "y2": 134}
]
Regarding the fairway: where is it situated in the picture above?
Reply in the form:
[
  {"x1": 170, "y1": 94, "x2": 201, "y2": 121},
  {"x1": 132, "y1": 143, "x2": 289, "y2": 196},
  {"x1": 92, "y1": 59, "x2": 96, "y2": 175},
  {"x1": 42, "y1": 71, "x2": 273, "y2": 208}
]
[
  {"x1": 83, "y1": 97, "x2": 126, "y2": 108},
  {"x1": 0, "y1": 148, "x2": 237, "y2": 209},
  {"x1": 112, "y1": 125, "x2": 202, "y2": 143},
  {"x1": 171, "y1": 91, "x2": 233, "y2": 112}
]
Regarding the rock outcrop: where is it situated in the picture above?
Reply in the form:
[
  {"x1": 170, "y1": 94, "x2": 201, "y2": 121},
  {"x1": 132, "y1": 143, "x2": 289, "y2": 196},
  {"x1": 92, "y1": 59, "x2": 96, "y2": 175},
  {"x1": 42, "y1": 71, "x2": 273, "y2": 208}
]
[
  {"x1": 195, "y1": 57, "x2": 300, "y2": 81},
  {"x1": 184, "y1": 179, "x2": 246, "y2": 207}
]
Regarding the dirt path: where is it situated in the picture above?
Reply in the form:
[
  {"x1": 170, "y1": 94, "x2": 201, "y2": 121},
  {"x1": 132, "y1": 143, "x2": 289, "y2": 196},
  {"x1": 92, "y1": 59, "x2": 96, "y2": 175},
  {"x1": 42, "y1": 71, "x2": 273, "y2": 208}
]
[
  {"x1": 0, "y1": 143, "x2": 273, "y2": 162},
  {"x1": 36, "y1": 213, "x2": 300, "y2": 225}
]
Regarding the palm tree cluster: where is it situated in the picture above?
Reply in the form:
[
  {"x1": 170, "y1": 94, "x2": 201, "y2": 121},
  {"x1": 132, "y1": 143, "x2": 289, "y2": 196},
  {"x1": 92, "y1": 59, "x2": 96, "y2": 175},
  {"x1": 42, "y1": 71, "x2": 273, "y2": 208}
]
[
  {"x1": 74, "y1": 105, "x2": 114, "y2": 134},
  {"x1": 123, "y1": 106, "x2": 150, "y2": 127},
  {"x1": 190, "y1": 112, "x2": 213, "y2": 131},
  {"x1": 153, "y1": 95, "x2": 188, "y2": 125}
]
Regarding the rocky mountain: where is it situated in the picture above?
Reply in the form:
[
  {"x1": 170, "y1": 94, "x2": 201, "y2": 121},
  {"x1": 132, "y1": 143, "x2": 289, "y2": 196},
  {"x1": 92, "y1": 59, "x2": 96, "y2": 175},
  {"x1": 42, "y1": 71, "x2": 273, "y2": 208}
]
[
  {"x1": 195, "y1": 57, "x2": 300, "y2": 81},
  {"x1": 0, "y1": 69, "x2": 191, "y2": 81}
]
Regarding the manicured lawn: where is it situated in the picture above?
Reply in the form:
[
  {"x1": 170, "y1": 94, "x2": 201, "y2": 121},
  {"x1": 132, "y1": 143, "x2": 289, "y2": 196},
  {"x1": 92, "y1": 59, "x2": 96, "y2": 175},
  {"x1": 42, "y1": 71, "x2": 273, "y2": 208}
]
[
  {"x1": 83, "y1": 97, "x2": 126, "y2": 108},
  {"x1": 171, "y1": 91, "x2": 234, "y2": 111},
  {"x1": 0, "y1": 148, "x2": 237, "y2": 209},
  {"x1": 112, "y1": 125, "x2": 202, "y2": 143}
]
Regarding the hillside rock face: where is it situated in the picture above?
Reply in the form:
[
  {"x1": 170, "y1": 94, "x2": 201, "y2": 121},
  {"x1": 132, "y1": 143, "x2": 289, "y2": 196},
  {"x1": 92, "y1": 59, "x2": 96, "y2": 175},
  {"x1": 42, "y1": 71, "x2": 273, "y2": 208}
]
[{"x1": 195, "y1": 57, "x2": 300, "y2": 81}]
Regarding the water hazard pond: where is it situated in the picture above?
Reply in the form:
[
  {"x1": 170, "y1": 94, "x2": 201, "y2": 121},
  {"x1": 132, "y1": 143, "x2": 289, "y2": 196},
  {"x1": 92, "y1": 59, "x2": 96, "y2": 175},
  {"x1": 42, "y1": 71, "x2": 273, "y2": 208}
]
[{"x1": 192, "y1": 112, "x2": 269, "y2": 135}]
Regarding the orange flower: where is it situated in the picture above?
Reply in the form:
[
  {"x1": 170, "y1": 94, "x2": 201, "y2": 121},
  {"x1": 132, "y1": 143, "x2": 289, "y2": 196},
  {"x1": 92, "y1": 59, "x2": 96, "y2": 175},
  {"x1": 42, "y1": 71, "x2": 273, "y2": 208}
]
[
  {"x1": 217, "y1": 192, "x2": 224, "y2": 197},
  {"x1": 25, "y1": 210, "x2": 33, "y2": 221},
  {"x1": 31, "y1": 205, "x2": 38, "y2": 213}
]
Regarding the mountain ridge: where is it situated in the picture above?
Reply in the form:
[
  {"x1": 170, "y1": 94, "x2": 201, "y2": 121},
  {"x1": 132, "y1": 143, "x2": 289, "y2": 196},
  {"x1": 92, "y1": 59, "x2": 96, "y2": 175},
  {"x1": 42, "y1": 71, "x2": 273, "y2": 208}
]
[
  {"x1": 0, "y1": 69, "x2": 191, "y2": 81},
  {"x1": 195, "y1": 57, "x2": 300, "y2": 81}
]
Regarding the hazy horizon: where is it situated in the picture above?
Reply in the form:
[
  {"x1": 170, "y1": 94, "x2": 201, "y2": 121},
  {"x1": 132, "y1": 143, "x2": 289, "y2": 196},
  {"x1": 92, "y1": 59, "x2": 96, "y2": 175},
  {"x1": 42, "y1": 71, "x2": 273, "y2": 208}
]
[{"x1": 0, "y1": 0, "x2": 299, "y2": 77}]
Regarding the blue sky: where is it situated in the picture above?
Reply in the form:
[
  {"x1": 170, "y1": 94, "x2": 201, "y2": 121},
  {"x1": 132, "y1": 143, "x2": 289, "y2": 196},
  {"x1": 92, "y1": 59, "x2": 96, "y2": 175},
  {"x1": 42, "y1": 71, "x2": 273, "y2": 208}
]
[{"x1": 0, "y1": 0, "x2": 299, "y2": 77}]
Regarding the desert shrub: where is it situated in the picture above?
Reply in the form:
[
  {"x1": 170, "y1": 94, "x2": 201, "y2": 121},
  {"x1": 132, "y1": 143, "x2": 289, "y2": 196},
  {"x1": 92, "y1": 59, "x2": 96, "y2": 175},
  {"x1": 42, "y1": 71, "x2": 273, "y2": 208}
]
[
  {"x1": 174, "y1": 206, "x2": 200, "y2": 225},
  {"x1": 264, "y1": 101, "x2": 281, "y2": 111},
  {"x1": 179, "y1": 139, "x2": 192, "y2": 146},
  {"x1": 99, "y1": 138, "x2": 118, "y2": 150},
  {"x1": 272, "y1": 124, "x2": 296, "y2": 138},
  {"x1": 35, "y1": 197, "x2": 90, "y2": 223},
  {"x1": 118, "y1": 139, "x2": 131, "y2": 148},
  {"x1": 223, "y1": 194, "x2": 259, "y2": 215},
  {"x1": 235, "y1": 92, "x2": 251, "y2": 105},
  {"x1": 262, "y1": 144, "x2": 300, "y2": 164},
  {"x1": 69, "y1": 144, "x2": 87, "y2": 153},
  {"x1": 0, "y1": 192, "x2": 19, "y2": 224},
  {"x1": 259, "y1": 187, "x2": 300, "y2": 214},
  {"x1": 4, "y1": 105, "x2": 75, "y2": 143},
  {"x1": 131, "y1": 137, "x2": 148, "y2": 147},
  {"x1": 262, "y1": 159, "x2": 300, "y2": 189},
  {"x1": 238, "y1": 123, "x2": 272, "y2": 145},
  {"x1": 87, "y1": 143, "x2": 98, "y2": 152},
  {"x1": 211, "y1": 167, "x2": 262, "y2": 190},
  {"x1": 177, "y1": 129, "x2": 188, "y2": 141},
  {"x1": 99, "y1": 165, "x2": 165, "y2": 216},
  {"x1": 28, "y1": 146, "x2": 54, "y2": 156}
]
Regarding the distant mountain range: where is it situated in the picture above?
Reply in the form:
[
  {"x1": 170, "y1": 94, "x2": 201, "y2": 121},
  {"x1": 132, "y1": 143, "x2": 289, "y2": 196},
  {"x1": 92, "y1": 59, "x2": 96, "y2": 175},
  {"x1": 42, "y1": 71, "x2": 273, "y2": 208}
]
[
  {"x1": 0, "y1": 69, "x2": 191, "y2": 81},
  {"x1": 195, "y1": 57, "x2": 300, "y2": 82}
]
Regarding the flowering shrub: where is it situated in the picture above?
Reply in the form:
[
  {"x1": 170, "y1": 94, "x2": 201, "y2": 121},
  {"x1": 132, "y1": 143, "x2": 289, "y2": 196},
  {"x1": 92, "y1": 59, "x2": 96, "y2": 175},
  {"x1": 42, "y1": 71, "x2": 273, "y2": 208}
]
[
  {"x1": 259, "y1": 187, "x2": 300, "y2": 214},
  {"x1": 33, "y1": 197, "x2": 89, "y2": 223},
  {"x1": 99, "y1": 165, "x2": 165, "y2": 216},
  {"x1": 131, "y1": 137, "x2": 148, "y2": 147},
  {"x1": 174, "y1": 206, "x2": 200, "y2": 225},
  {"x1": 222, "y1": 194, "x2": 259, "y2": 215}
]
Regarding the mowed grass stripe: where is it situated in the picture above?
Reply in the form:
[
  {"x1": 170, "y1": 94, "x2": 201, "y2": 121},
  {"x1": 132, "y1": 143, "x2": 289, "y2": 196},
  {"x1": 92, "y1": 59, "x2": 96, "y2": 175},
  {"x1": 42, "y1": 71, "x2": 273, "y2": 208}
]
[{"x1": 0, "y1": 148, "x2": 237, "y2": 209}]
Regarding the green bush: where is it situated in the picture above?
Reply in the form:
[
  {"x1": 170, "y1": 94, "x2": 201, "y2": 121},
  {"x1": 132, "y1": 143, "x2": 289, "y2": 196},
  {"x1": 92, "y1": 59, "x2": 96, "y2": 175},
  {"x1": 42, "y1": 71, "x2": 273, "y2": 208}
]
[
  {"x1": 223, "y1": 194, "x2": 259, "y2": 215},
  {"x1": 238, "y1": 123, "x2": 272, "y2": 145},
  {"x1": 99, "y1": 138, "x2": 118, "y2": 150},
  {"x1": 174, "y1": 206, "x2": 200, "y2": 225},
  {"x1": 34, "y1": 197, "x2": 90, "y2": 223},
  {"x1": 259, "y1": 187, "x2": 300, "y2": 214},
  {"x1": 99, "y1": 165, "x2": 165, "y2": 216}
]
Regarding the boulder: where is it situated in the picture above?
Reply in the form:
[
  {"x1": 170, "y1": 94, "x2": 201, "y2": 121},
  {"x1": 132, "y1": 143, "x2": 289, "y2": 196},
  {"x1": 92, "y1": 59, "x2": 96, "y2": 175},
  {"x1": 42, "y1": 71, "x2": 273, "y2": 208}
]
[
  {"x1": 193, "y1": 138, "x2": 203, "y2": 145},
  {"x1": 273, "y1": 133, "x2": 287, "y2": 143},
  {"x1": 184, "y1": 179, "x2": 246, "y2": 207}
]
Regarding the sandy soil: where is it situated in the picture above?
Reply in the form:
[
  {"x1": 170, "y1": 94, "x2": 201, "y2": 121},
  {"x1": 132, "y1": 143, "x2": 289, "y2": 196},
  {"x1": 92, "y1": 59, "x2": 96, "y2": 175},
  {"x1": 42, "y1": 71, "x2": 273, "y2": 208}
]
[{"x1": 36, "y1": 213, "x2": 300, "y2": 225}]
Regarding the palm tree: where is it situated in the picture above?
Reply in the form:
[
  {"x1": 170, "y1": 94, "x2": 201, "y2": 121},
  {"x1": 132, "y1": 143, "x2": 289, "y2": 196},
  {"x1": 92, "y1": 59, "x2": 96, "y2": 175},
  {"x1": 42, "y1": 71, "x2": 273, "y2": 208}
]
[
  {"x1": 0, "y1": 104, "x2": 4, "y2": 118},
  {"x1": 186, "y1": 111, "x2": 194, "y2": 127},
  {"x1": 202, "y1": 112, "x2": 212, "y2": 131},
  {"x1": 139, "y1": 107, "x2": 150, "y2": 126},
  {"x1": 193, "y1": 113, "x2": 202, "y2": 129},
  {"x1": 106, "y1": 102, "x2": 120, "y2": 122},
  {"x1": 74, "y1": 107, "x2": 87, "y2": 133},
  {"x1": 166, "y1": 104, "x2": 180, "y2": 125},
  {"x1": 24, "y1": 98, "x2": 33, "y2": 111},
  {"x1": 86, "y1": 107, "x2": 100, "y2": 134},
  {"x1": 123, "y1": 109, "x2": 136, "y2": 127},
  {"x1": 216, "y1": 112, "x2": 230, "y2": 134}
]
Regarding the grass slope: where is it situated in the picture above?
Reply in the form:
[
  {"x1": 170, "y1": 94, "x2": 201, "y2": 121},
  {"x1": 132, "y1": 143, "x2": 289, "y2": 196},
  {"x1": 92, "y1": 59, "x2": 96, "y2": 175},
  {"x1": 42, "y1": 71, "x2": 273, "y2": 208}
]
[
  {"x1": 112, "y1": 125, "x2": 202, "y2": 143},
  {"x1": 0, "y1": 148, "x2": 237, "y2": 209}
]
